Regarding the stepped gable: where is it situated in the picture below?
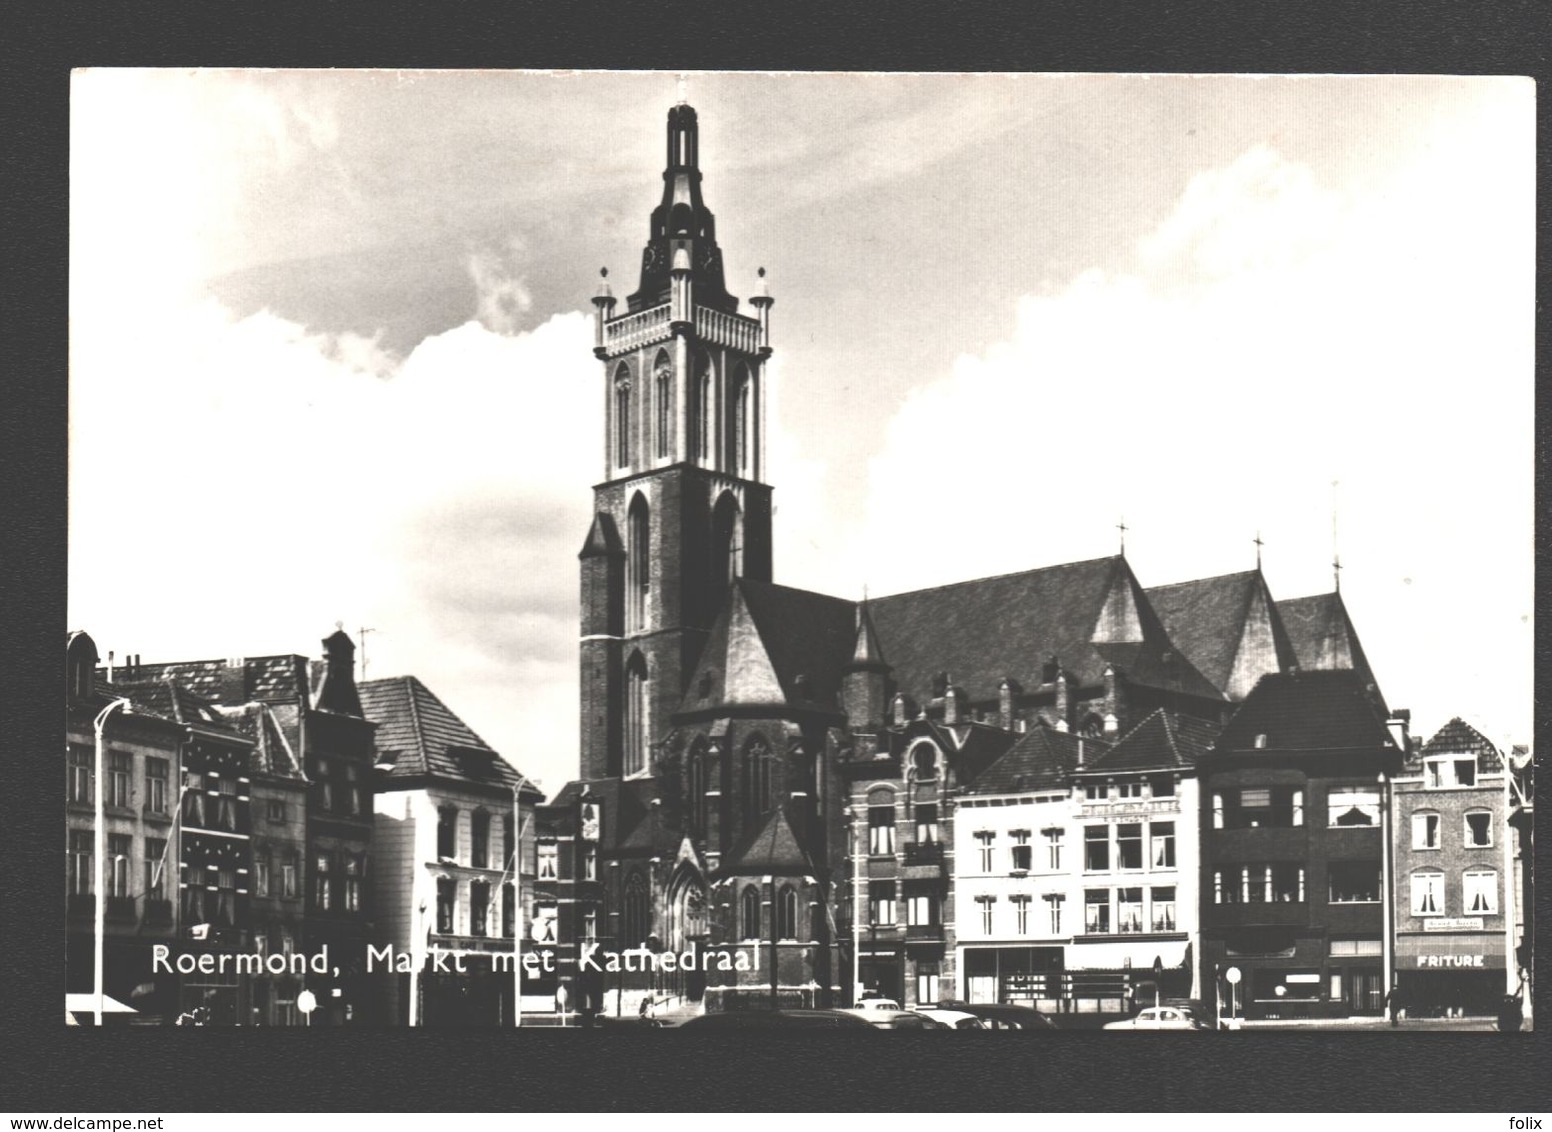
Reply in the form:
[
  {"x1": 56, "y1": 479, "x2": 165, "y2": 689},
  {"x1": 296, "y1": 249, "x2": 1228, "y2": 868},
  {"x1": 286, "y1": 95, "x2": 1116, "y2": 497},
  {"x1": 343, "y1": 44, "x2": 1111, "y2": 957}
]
[
  {"x1": 1412, "y1": 717, "x2": 1504, "y2": 775},
  {"x1": 966, "y1": 722, "x2": 1110, "y2": 795},
  {"x1": 1083, "y1": 708, "x2": 1219, "y2": 774},
  {"x1": 1276, "y1": 591, "x2": 1377, "y2": 688},
  {"x1": 358, "y1": 675, "x2": 536, "y2": 795},
  {"x1": 680, "y1": 578, "x2": 855, "y2": 715},
  {"x1": 868, "y1": 555, "x2": 1221, "y2": 706},
  {"x1": 718, "y1": 803, "x2": 820, "y2": 878},
  {"x1": 1147, "y1": 569, "x2": 1297, "y2": 698},
  {"x1": 1215, "y1": 669, "x2": 1393, "y2": 754}
]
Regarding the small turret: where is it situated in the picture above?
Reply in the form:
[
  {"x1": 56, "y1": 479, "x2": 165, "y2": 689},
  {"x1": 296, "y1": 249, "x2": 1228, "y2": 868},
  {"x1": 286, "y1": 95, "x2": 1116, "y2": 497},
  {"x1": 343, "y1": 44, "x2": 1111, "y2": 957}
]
[
  {"x1": 842, "y1": 598, "x2": 890, "y2": 731},
  {"x1": 591, "y1": 267, "x2": 616, "y2": 357},
  {"x1": 750, "y1": 267, "x2": 774, "y2": 354}
]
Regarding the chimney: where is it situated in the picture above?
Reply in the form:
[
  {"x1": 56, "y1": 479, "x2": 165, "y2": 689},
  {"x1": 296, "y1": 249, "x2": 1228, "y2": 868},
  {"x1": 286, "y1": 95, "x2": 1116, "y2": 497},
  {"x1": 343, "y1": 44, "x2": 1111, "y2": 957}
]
[
  {"x1": 1102, "y1": 664, "x2": 1124, "y2": 734},
  {"x1": 892, "y1": 693, "x2": 914, "y2": 727},
  {"x1": 1386, "y1": 708, "x2": 1411, "y2": 752},
  {"x1": 106, "y1": 650, "x2": 114, "y2": 683},
  {"x1": 999, "y1": 678, "x2": 1022, "y2": 731},
  {"x1": 221, "y1": 659, "x2": 247, "y2": 704},
  {"x1": 1054, "y1": 669, "x2": 1070, "y2": 732}
]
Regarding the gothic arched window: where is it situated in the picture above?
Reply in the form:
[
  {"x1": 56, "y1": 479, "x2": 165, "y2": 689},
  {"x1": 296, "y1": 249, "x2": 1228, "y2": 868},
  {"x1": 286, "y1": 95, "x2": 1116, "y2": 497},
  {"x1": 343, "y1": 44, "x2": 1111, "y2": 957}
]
[
  {"x1": 627, "y1": 494, "x2": 650, "y2": 633},
  {"x1": 695, "y1": 352, "x2": 713, "y2": 463},
  {"x1": 613, "y1": 365, "x2": 632, "y2": 468},
  {"x1": 742, "y1": 733, "x2": 775, "y2": 826},
  {"x1": 740, "y1": 884, "x2": 761, "y2": 940},
  {"x1": 776, "y1": 884, "x2": 798, "y2": 940},
  {"x1": 623, "y1": 871, "x2": 650, "y2": 947},
  {"x1": 730, "y1": 363, "x2": 751, "y2": 474},
  {"x1": 687, "y1": 737, "x2": 710, "y2": 839},
  {"x1": 653, "y1": 352, "x2": 672, "y2": 460},
  {"x1": 624, "y1": 652, "x2": 649, "y2": 777},
  {"x1": 711, "y1": 491, "x2": 742, "y2": 595}
]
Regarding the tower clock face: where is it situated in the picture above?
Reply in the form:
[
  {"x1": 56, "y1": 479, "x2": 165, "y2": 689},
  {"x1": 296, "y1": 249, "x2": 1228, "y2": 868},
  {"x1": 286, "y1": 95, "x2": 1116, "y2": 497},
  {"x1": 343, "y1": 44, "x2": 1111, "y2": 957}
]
[
  {"x1": 698, "y1": 244, "x2": 720, "y2": 273},
  {"x1": 643, "y1": 243, "x2": 664, "y2": 274}
]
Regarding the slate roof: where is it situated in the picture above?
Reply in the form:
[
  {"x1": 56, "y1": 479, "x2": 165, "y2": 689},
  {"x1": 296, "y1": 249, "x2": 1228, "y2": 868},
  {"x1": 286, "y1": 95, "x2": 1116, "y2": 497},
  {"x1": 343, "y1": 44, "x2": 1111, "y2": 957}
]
[
  {"x1": 965, "y1": 723, "x2": 1110, "y2": 795},
  {"x1": 106, "y1": 676, "x2": 237, "y2": 733},
  {"x1": 358, "y1": 675, "x2": 538, "y2": 797},
  {"x1": 1081, "y1": 709, "x2": 1220, "y2": 774},
  {"x1": 1276, "y1": 592, "x2": 1377, "y2": 690},
  {"x1": 107, "y1": 655, "x2": 313, "y2": 707},
  {"x1": 1214, "y1": 670, "x2": 1393, "y2": 754},
  {"x1": 1411, "y1": 717, "x2": 1504, "y2": 775},
  {"x1": 1146, "y1": 570, "x2": 1297, "y2": 697},
  {"x1": 718, "y1": 803, "x2": 820, "y2": 877},
  {"x1": 868, "y1": 555, "x2": 1222, "y2": 707},
  {"x1": 680, "y1": 579, "x2": 856, "y2": 715}
]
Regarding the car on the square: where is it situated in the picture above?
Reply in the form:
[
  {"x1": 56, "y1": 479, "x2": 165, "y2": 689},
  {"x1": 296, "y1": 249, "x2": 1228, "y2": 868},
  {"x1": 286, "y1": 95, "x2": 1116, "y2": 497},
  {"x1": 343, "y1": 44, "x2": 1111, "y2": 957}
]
[
  {"x1": 678, "y1": 1008, "x2": 874, "y2": 1030},
  {"x1": 1102, "y1": 1005, "x2": 1211, "y2": 1031},
  {"x1": 911, "y1": 1007, "x2": 987, "y2": 1030},
  {"x1": 932, "y1": 1001, "x2": 1059, "y2": 1030}
]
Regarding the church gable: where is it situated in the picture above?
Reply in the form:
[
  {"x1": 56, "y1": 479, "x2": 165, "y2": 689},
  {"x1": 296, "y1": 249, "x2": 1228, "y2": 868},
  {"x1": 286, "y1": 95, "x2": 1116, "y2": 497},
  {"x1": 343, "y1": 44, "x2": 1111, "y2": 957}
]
[
  {"x1": 1091, "y1": 557, "x2": 1147, "y2": 645},
  {"x1": 1276, "y1": 591, "x2": 1378, "y2": 694},
  {"x1": 1148, "y1": 569, "x2": 1298, "y2": 700}
]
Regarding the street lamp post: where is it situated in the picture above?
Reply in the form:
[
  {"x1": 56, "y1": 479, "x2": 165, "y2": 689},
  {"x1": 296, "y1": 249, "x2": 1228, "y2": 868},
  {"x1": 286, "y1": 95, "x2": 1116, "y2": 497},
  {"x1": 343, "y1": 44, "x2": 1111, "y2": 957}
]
[
  {"x1": 93, "y1": 697, "x2": 131, "y2": 1027},
  {"x1": 511, "y1": 775, "x2": 530, "y2": 1028}
]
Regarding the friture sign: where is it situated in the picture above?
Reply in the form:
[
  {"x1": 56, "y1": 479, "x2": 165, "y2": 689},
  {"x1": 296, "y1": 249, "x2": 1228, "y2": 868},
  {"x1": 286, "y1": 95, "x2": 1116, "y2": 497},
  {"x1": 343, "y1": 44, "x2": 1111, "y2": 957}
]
[
  {"x1": 1423, "y1": 917, "x2": 1484, "y2": 932},
  {"x1": 1397, "y1": 932, "x2": 1505, "y2": 969}
]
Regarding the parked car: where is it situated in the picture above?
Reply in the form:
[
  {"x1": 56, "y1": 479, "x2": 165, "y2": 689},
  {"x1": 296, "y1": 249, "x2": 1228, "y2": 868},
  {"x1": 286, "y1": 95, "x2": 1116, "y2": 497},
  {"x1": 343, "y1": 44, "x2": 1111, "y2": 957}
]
[
  {"x1": 842, "y1": 997, "x2": 903, "y2": 1020},
  {"x1": 932, "y1": 1001, "x2": 1059, "y2": 1031},
  {"x1": 912, "y1": 1007, "x2": 987, "y2": 1030},
  {"x1": 1102, "y1": 1005, "x2": 1211, "y2": 1031},
  {"x1": 678, "y1": 1008, "x2": 875, "y2": 1030}
]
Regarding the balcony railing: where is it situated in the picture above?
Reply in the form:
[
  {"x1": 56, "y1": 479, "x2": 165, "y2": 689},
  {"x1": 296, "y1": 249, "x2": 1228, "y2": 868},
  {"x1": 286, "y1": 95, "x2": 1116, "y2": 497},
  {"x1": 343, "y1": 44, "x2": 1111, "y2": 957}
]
[
  {"x1": 905, "y1": 923, "x2": 943, "y2": 942},
  {"x1": 903, "y1": 842, "x2": 944, "y2": 866},
  {"x1": 694, "y1": 306, "x2": 761, "y2": 354},
  {"x1": 604, "y1": 304, "x2": 672, "y2": 353}
]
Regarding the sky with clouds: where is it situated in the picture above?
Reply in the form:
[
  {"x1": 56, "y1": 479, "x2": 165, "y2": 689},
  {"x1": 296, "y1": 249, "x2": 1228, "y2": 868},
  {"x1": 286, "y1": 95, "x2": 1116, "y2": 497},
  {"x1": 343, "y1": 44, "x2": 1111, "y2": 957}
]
[{"x1": 69, "y1": 71, "x2": 1534, "y2": 794}]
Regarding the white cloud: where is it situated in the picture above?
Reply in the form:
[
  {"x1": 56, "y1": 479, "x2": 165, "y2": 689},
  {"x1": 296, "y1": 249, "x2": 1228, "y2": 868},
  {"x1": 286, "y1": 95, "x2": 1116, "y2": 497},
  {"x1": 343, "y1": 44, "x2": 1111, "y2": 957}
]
[
  {"x1": 833, "y1": 97, "x2": 1533, "y2": 744},
  {"x1": 467, "y1": 237, "x2": 536, "y2": 335}
]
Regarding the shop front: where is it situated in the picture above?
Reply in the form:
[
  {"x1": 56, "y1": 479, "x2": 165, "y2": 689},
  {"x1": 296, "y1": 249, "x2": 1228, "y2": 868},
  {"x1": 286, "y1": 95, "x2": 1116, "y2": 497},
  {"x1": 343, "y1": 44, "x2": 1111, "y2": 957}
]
[{"x1": 1395, "y1": 930, "x2": 1506, "y2": 1017}]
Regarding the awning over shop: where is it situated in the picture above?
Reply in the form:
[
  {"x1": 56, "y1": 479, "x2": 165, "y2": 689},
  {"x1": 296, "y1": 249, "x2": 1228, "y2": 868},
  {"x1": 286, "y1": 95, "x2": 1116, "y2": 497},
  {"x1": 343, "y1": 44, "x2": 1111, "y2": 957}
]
[
  {"x1": 1395, "y1": 933, "x2": 1505, "y2": 970},
  {"x1": 66, "y1": 993, "x2": 137, "y2": 1015}
]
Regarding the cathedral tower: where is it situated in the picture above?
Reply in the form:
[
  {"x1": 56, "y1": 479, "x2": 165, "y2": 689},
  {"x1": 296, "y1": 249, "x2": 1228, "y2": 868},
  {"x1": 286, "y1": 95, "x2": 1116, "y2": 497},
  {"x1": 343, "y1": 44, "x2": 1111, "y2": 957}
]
[{"x1": 580, "y1": 100, "x2": 775, "y2": 782}]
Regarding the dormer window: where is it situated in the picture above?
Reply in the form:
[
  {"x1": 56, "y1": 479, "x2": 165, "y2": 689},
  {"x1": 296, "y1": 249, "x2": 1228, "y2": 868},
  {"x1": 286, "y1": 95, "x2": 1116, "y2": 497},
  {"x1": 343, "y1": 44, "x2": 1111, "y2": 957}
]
[{"x1": 1425, "y1": 755, "x2": 1476, "y2": 788}]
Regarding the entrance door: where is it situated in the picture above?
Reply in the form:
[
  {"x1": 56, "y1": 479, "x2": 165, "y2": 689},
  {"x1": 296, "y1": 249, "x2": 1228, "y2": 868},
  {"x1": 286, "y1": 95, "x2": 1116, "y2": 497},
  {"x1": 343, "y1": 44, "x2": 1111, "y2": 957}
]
[{"x1": 1346, "y1": 968, "x2": 1383, "y2": 1015}]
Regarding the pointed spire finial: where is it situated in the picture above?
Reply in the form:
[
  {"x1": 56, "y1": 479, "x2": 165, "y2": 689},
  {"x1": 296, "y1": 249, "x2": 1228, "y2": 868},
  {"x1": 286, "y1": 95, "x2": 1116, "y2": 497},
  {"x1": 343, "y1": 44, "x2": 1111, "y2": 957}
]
[
  {"x1": 1331, "y1": 479, "x2": 1342, "y2": 592},
  {"x1": 1117, "y1": 516, "x2": 1128, "y2": 556},
  {"x1": 677, "y1": 74, "x2": 688, "y2": 107},
  {"x1": 1254, "y1": 531, "x2": 1264, "y2": 569}
]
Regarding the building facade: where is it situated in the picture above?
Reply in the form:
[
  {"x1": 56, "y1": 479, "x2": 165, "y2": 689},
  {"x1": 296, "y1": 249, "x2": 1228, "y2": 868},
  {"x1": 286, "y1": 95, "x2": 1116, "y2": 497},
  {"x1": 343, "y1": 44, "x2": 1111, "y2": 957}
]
[
  {"x1": 1391, "y1": 717, "x2": 1514, "y2": 1016},
  {"x1": 361, "y1": 675, "x2": 541, "y2": 1026},
  {"x1": 1198, "y1": 670, "x2": 1407, "y2": 1020}
]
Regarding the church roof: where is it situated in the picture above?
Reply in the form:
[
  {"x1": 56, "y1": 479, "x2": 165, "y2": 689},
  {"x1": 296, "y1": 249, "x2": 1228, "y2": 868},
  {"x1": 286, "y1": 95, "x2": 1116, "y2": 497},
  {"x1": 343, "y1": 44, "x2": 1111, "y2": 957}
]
[
  {"x1": 868, "y1": 555, "x2": 1222, "y2": 707},
  {"x1": 1081, "y1": 709, "x2": 1219, "y2": 774},
  {"x1": 1276, "y1": 591, "x2": 1377, "y2": 690},
  {"x1": 1214, "y1": 670, "x2": 1393, "y2": 754},
  {"x1": 966, "y1": 723, "x2": 1108, "y2": 795},
  {"x1": 359, "y1": 675, "x2": 538, "y2": 796},
  {"x1": 679, "y1": 579, "x2": 856, "y2": 715},
  {"x1": 1146, "y1": 570, "x2": 1297, "y2": 699},
  {"x1": 718, "y1": 803, "x2": 819, "y2": 878},
  {"x1": 1412, "y1": 717, "x2": 1504, "y2": 775}
]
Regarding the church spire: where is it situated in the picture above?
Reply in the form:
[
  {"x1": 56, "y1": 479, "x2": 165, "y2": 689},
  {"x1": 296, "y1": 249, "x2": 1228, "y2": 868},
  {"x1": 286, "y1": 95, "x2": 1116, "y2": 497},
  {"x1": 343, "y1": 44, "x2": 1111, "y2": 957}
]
[{"x1": 627, "y1": 101, "x2": 737, "y2": 314}]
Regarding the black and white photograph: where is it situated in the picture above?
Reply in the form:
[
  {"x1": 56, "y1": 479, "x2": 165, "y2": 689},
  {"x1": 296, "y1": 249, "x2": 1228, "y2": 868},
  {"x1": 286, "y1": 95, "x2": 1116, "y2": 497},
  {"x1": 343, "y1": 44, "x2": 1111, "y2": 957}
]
[{"x1": 63, "y1": 68, "x2": 1533, "y2": 1061}]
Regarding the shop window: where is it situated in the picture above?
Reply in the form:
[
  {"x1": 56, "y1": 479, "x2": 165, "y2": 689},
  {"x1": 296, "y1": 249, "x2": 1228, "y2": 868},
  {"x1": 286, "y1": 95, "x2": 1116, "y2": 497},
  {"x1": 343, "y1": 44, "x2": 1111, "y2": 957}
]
[
  {"x1": 1412, "y1": 812, "x2": 1440, "y2": 850},
  {"x1": 1463, "y1": 810, "x2": 1493, "y2": 848},
  {"x1": 1410, "y1": 870, "x2": 1444, "y2": 915},
  {"x1": 1151, "y1": 822, "x2": 1175, "y2": 869},
  {"x1": 1116, "y1": 824, "x2": 1143, "y2": 870},
  {"x1": 1329, "y1": 861, "x2": 1381, "y2": 904},
  {"x1": 1084, "y1": 826, "x2": 1109, "y2": 871},
  {"x1": 1328, "y1": 786, "x2": 1381, "y2": 827},
  {"x1": 1463, "y1": 869, "x2": 1498, "y2": 914},
  {"x1": 1330, "y1": 937, "x2": 1382, "y2": 957},
  {"x1": 1084, "y1": 889, "x2": 1110, "y2": 934}
]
